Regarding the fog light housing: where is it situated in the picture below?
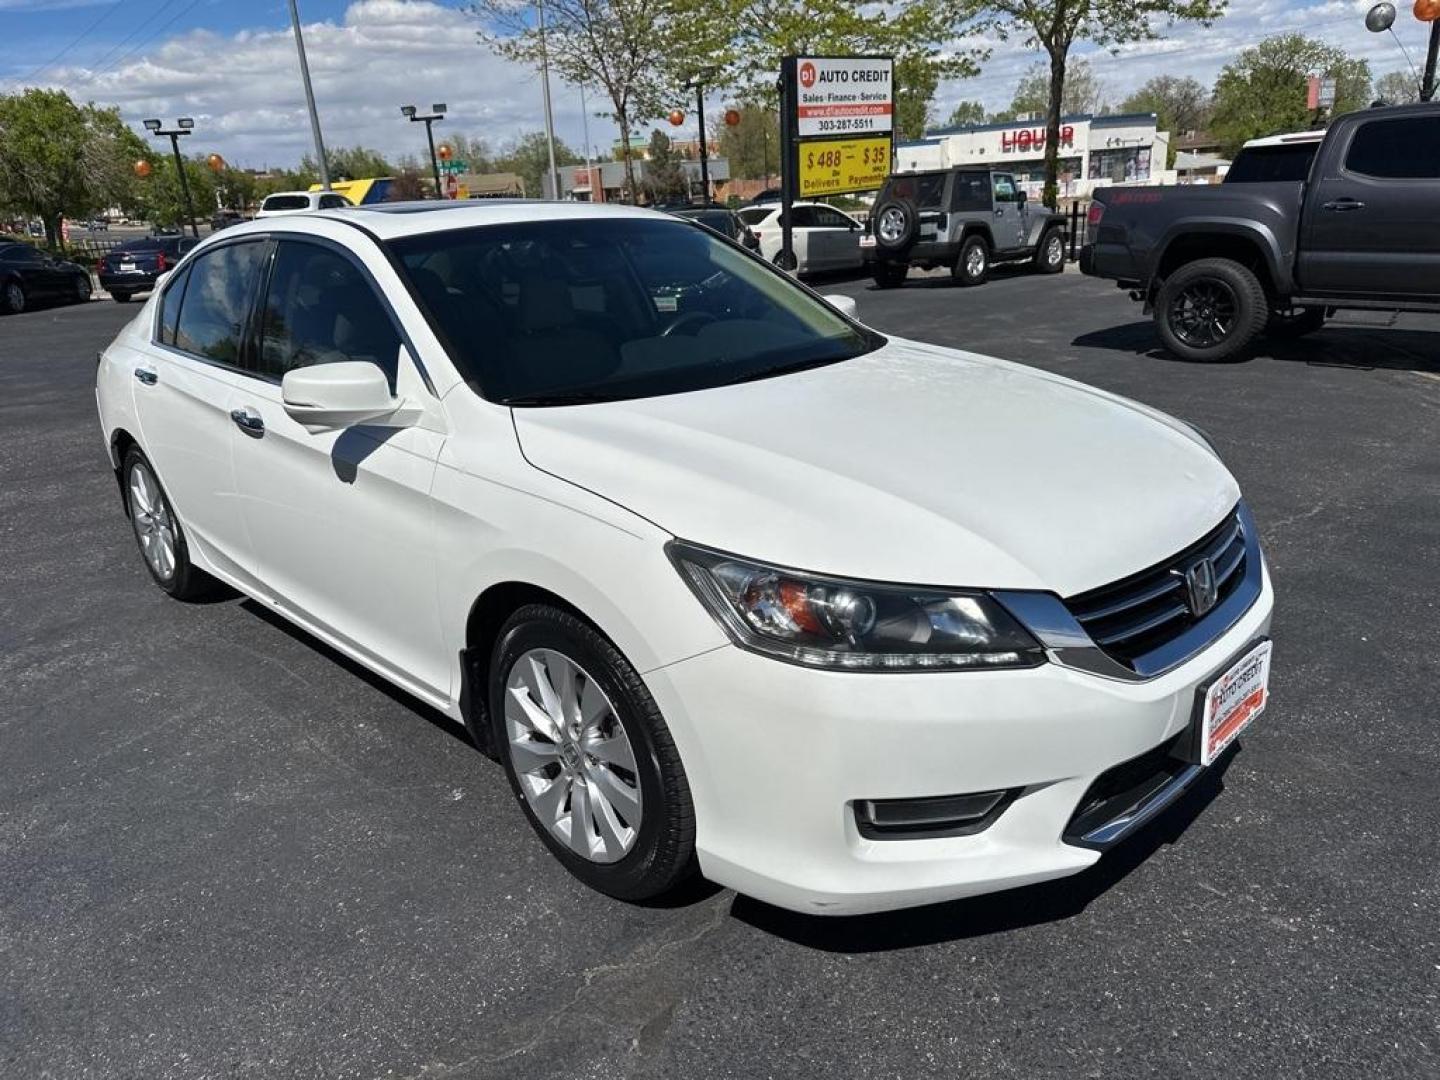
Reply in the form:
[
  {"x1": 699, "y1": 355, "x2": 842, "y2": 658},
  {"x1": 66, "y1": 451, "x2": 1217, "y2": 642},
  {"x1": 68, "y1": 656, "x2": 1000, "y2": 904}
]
[{"x1": 854, "y1": 789, "x2": 1019, "y2": 840}]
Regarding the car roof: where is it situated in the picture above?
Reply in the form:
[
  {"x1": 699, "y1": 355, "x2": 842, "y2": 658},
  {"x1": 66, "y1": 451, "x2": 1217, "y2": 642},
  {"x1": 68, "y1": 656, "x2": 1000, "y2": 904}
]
[
  {"x1": 1241, "y1": 130, "x2": 1326, "y2": 149},
  {"x1": 219, "y1": 199, "x2": 674, "y2": 242}
]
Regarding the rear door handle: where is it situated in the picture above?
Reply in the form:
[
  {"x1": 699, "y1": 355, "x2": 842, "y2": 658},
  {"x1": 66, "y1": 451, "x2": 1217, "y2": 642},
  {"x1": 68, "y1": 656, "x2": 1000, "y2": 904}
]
[
  {"x1": 133, "y1": 367, "x2": 158, "y2": 385},
  {"x1": 230, "y1": 407, "x2": 264, "y2": 436},
  {"x1": 1322, "y1": 198, "x2": 1365, "y2": 211}
]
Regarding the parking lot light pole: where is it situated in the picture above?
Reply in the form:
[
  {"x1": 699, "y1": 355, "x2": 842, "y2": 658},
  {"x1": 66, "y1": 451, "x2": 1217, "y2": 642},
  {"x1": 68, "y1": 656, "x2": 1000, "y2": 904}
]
[
  {"x1": 142, "y1": 118, "x2": 200, "y2": 238},
  {"x1": 401, "y1": 104, "x2": 447, "y2": 197},
  {"x1": 683, "y1": 74, "x2": 712, "y2": 204}
]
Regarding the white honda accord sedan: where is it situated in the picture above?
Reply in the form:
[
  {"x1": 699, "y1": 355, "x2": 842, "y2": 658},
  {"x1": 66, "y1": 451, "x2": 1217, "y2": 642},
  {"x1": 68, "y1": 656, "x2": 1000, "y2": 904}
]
[{"x1": 96, "y1": 201, "x2": 1274, "y2": 915}]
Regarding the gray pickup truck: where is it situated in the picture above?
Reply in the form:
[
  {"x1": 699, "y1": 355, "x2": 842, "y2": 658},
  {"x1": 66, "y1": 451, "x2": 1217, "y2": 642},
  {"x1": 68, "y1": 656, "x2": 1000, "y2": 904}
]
[
  {"x1": 1081, "y1": 102, "x2": 1440, "y2": 361},
  {"x1": 863, "y1": 166, "x2": 1068, "y2": 288}
]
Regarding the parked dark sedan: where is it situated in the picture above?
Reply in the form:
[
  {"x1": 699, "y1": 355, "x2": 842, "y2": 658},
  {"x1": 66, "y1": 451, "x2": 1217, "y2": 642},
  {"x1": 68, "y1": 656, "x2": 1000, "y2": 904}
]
[
  {"x1": 669, "y1": 207, "x2": 761, "y2": 251},
  {"x1": 98, "y1": 235, "x2": 199, "y2": 303},
  {"x1": 0, "y1": 243, "x2": 93, "y2": 315}
]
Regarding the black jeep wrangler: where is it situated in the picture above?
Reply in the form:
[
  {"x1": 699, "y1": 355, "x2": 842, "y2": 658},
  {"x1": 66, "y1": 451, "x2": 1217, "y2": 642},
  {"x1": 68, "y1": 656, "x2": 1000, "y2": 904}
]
[{"x1": 863, "y1": 167, "x2": 1069, "y2": 288}]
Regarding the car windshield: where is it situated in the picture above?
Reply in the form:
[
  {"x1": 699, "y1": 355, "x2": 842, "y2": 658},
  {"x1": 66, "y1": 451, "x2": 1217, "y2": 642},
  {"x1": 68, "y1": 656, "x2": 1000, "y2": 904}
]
[
  {"x1": 388, "y1": 217, "x2": 881, "y2": 405},
  {"x1": 263, "y1": 195, "x2": 311, "y2": 211},
  {"x1": 1225, "y1": 143, "x2": 1319, "y2": 183}
]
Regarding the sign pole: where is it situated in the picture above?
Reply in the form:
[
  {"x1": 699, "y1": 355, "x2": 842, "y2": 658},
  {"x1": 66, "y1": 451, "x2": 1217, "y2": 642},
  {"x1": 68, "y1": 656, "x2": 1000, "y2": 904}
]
[{"x1": 778, "y1": 58, "x2": 798, "y2": 272}]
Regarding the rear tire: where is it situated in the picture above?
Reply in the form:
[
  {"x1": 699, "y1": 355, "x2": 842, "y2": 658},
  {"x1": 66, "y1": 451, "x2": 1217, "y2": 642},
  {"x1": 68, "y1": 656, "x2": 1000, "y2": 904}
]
[
  {"x1": 1265, "y1": 306, "x2": 1326, "y2": 340},
  {"x1": 1155, "y1": 258, "x2": 1268, "y2": 363},
  {"x1": 121, "y1": 447, "x2": 216, "y2": 600},
  {"x1": 489, "y1": 604, "x2": 697, "y2": 903},
  {"x1": 111, "y1": 291, "x2": 133, "y2": 304},
  {"x1": 872, "y1": 262, "x2": 908, "y2": 289},
  {"x1": 1033, "y1": 228, "x2": 1065, "y2": 274},
  {"x1": 73, "y1": 275, "x2": 92, "y2": 303},
  {"x1": 952, "y1": 235, "x2": 990, "y2": 287},
  {"x1": 2, "y1": 279, "x2": 25, "y2": 314}
]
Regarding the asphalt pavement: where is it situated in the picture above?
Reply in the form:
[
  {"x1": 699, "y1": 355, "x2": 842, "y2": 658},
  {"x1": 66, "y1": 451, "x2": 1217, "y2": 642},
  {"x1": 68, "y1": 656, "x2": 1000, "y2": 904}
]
[{"x1": 2, "y1": 273, "x2": 1438, "y2": 1079}]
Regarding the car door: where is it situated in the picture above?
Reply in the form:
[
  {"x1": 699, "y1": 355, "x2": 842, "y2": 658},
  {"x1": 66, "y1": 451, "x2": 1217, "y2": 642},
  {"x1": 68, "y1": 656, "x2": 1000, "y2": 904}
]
[
  {"x1": 990, "y1": 174, "x2": 1027, "y2": 252},
  {"x1": 9, "y1": 245, "x2": 59, "y2": 298},
  {"x1": 787, "y1": 206, "x2": 821, "y2": 270},
  {"x1": 812, "y1": 206, "x2": 863, "y2": 269},
  {"x1": 130, "y1": 239, "x2": 268, "y2": 582},
  {"x1": 227, "y1": 236, "x2": 449, "y2": 696},
  {"x1": 1299, "y1": 113, "x2": 1440, "y2": 298}
]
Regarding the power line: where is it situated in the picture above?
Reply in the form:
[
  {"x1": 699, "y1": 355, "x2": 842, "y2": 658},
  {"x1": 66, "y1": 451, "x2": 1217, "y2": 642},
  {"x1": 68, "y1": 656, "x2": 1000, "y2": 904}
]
[
  {"x1": 83, "y1": 0, "x2": 183, "y2": 77},
  {"x1": 90, "y1": 0, "x2": 205, "y2": 81},
  {"x1": 16, "y1": 0, "x2": 124, "y2": 87}
]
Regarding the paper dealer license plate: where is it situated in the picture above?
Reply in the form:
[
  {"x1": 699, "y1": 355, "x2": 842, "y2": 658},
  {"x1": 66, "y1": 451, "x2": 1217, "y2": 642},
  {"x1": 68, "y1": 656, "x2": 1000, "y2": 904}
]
[
  {"x1": 1199, "y1": 640, "x2": 1272, "y2": 766},
  {"x1": 119, "y1": 261, "x2": 137, "y2": 272}
]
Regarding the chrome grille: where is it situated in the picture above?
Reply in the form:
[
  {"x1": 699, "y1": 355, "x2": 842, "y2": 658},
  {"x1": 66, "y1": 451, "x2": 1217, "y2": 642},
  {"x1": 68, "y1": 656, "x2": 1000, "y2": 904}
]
[{"x1": 1065, "y1": 509, "x2": 1248, "y2": 670}]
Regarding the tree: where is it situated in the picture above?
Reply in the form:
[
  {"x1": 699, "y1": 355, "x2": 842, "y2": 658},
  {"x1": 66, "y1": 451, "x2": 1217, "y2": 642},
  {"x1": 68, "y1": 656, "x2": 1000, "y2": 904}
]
[
  {"x1": 470, "y1": 0, "x2": 722, "y2": 202},
  {"x1": 973, "y1": 0, "x2": 1223, "y2": 207},
  {"x1": 717, "y1": 104, "x2": 778, "y2": 180},
  {"x1": 307, "y1": 145, "x2": 393, "y2": 181},
  {"x1": 0, "y1": 88, "x2": 146, "y2": 248},
  {"x1": 128, "y1": 154, "x2": 217, "y2": 232},
  {"x1": 894, "y1": 53, "x2": 941, "y2": 141},
  {"x1": 994, "y1": 59, "x2": 1106, "y2": 122},
  {"x1": 1374, "y1": 69, "x2": 1421, "y2": 104},
  {"x1": 941, "y1": 99, "x2": 988, "y2": 128},
  {"x1": 387, "y1": 168, "x2": 429, "y2": 201},
  {"x1": 1210, "y1": 34, "x2": 1371, "y2": 157},
  {"x1": 641, "y1": 129, "x2": 688, "y2": 201},
  {"x1": 1122, "y1": 75, "x2": 1210, "y2": 165},
  {"x1": 492, "y1": 131, "x2": 582, "y2": 200}
]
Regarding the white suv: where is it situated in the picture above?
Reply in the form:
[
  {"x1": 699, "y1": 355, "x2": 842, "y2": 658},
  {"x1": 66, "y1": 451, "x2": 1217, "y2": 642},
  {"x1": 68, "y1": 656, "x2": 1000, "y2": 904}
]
[
  {"x1": 96, "y1": 202, "x2": 1274, "y2": 915},
  {"x1": 255, "y1": 190, "x2": 352, "y2": 217}
]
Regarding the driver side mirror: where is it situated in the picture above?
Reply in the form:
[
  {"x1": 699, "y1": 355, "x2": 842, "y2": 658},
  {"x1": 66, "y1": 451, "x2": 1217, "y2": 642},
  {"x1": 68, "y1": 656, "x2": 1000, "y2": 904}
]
[{"x1": 282, "y1": 362, "x2": 412, "y2": 433}]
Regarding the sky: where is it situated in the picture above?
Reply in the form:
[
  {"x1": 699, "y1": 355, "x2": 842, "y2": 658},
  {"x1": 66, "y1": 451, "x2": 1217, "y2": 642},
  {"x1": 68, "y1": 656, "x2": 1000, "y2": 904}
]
[{"x1": 0, "y1": 0, "x2": 1425, "y2": 170}]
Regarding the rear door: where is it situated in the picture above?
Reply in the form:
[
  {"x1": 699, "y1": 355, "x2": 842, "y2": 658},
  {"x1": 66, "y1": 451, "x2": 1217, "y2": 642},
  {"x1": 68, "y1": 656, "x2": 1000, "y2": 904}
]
[
  {"x1": 130, "y1": 238, "x2": 268, "y2": 582},
  {"x1": 810, "y1": 205, "x2": 863, "y2": 269},
  {"x1": 1300, "y1": 113, "x2": 1440, "y2": 298},
  {"x1": 990, "y1": 173, "x2": 1027, "y2": 251}
]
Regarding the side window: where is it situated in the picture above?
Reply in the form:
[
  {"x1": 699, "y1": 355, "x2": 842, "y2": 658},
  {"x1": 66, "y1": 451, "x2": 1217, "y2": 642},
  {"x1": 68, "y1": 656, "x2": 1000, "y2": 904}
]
[
  {"x1": 157, "y1": 264, "x2": 192, "y2": 346},
  {"x1": 1344, "y1": 117, "x2": 1440, "y2": 179},
  {"x1": 814, "y1": 207, "x2": 856, "y2": 230},
  {"x1": 913, "y1": 174, "x2": 946, "y2": 210},
  {"x1": 318, "y1": 194, "x2": 349, "y2": 209},
  {"x1": 950, "y1": 173, "x2": 990, "y2": 212},
  {"x1": 174, "y1": 241, "x2": 266, "y2": 365},
  {"x1": 789, "y1": 206, "x2": 818, "y2": 228},
  {"x1": 992, "y1": 174, "x2": 1019, "y2": 202},
  {"x1": 256, "y1": 241, "x2": 401, "y2": 385}
]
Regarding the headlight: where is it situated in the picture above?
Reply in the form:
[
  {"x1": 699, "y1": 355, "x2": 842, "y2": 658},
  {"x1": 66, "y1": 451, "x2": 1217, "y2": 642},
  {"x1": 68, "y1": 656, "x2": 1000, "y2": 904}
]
[{"x1": 668, "y1": 542, "x2": 1044, "y2": 672}]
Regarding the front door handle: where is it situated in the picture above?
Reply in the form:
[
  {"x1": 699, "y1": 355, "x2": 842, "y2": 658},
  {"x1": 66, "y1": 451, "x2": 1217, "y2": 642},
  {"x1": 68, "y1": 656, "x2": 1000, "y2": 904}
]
[
  {"x1": 134, "y1": 367, "x2": 158, "y2": 385},
  {"x1": 1322, "y1": 198, "x2": 1365, "y2": 211},
  {"x1": 230, "y1": 407, "x2": 264, "y2": 436}
]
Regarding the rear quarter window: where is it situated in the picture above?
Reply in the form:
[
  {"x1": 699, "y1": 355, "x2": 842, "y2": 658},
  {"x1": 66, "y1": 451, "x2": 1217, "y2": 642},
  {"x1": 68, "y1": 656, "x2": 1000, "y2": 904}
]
[
  {"x1": 1225, "y1": 143, "x2": 1319, "y2": 183},
  {"x1": 262, "y1": 195, "x2": 311, "y2": 211}
]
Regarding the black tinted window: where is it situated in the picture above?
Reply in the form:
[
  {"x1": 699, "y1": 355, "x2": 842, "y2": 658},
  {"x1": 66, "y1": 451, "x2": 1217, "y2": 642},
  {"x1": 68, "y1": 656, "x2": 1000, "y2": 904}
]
[
  {"x1": 949, "y1": 173, "x2": 990, "y2": 211},
  {"x1": 884, "y1": 174, "x2": 946, "y2": 209},
  {"x1": 1225, "y1": 143, "x2": 1319, "y2": 183},
  {"x1": 158, "y1": 265, "x2": 191, "y2": 346},
  {"x1": 256, "y1": 241, "x2": 400, "y2": 385},
  {"x1": 1344, "y1": 117, "x2": 1440, "y2": 179},
  {"x1": 789, "y1": 206, "x2": 818, "y2": 227},
  {"x1": 3, "y1": 245, "x2": 43, "y2": 264},
  {"x1": 174, "y1": 241, "x2": 266, "y2": 364},
  {"x1": 812, "y1": 207, "x2": 855, "y2": 229},
  {"x1": 263, "y1": 195, "x2": 310, "y2": 211},
  {"x1": 318, "y1": 194, "x2": 350, "y2": 209}
]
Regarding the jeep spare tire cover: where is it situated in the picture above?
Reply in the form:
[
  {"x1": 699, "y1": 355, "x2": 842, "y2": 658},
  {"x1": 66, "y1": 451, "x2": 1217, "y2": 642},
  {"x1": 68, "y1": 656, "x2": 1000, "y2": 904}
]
[{"x1": 873, "y1": 198, "x2": 919, "y2": 252}]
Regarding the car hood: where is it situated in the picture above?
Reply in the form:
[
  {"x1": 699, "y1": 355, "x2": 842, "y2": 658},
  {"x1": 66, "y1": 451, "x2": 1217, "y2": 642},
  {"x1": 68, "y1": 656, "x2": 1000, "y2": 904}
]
[{"x1": 511, "y1": 337, "x2": 1240, "y2": 595}]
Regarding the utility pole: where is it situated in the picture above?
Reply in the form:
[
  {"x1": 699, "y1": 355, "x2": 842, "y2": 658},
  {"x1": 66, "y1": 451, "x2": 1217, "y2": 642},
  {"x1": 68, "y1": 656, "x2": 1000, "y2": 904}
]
[
  {"x1": 537, "y1": 0, "x2": 560, "y2": 199},
  {"x1": 142, "y1": 118, "x2": 199, "y2": 237},
  {"x1": 287, "y1": 0, "x2": 331, "y2": 190},
  {"x1": 1424, "y1": 20, "x2": 1439, "y2": 101},
  {"x1": 580, "y1": 83, "x2": 596, "y2": 202}
]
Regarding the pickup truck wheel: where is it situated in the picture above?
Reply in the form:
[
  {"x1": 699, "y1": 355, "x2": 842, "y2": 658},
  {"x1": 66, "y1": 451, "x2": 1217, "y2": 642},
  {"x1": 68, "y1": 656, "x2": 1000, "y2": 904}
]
[
  {"x1": 1033, "y1": 229, "x2": 1065, "y2": 274},
  {"x1": 1156, "y1": 258, "x2": 1267, "y2": 362},
  {"x1": 953, "y1": 236, "x2": 989, "y2": 287},
  {"x1": 1266, "y1": 306, "x2": 1326, "y2": 340},
  {"x1": 872, "y1": 262, "x2": 908, "y2": 289}
]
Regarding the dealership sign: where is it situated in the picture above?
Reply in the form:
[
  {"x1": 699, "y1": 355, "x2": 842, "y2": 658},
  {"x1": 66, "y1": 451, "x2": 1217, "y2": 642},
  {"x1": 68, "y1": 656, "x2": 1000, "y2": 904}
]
[
  {"x1": 795, "y1": 57, "x2": 894, "y2": 138},
  {"x1": 797, "y1": 135, "x2": 890, "y2": 197}
]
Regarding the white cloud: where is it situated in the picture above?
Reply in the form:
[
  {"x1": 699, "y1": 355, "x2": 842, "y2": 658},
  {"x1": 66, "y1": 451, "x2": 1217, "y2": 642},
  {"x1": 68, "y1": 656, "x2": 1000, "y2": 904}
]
[{"x1": 33, "y1": 0, "x2": 613, "y2": 169}]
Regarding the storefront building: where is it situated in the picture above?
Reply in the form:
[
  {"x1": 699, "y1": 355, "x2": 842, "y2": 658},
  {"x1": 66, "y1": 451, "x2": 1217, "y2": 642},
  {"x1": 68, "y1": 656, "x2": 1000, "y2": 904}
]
[
  {"x1": 896, "y1": 113, "x2": 1173, "y2": 198},
  {"x1": 547, "y1": 158, "x2": 730, "y2": 202}
]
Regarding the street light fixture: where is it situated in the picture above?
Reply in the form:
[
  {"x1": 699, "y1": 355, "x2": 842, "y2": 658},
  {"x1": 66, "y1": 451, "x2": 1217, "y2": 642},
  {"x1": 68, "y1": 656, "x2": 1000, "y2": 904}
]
[
  {"x1": 401, "y1": 103, "x2": 448, "y2": 198},
  {"x1": 141, "y1": 117, "x2": 201, "y2": 238}
]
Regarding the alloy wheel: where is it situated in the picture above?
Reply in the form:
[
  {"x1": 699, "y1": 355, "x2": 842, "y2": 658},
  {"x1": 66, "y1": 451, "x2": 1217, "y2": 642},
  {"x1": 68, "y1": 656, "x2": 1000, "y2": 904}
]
[
  {"x1": 504, "y1": 648, "x2": 643, "y2": 864},
  {"x1": 129, "y1": 462, "x2": 177, "y2": 580},
  {"x1": 877, "y1": 208, "x2": 906, "y2": 244},
  {"x1": 1169, "y1": 279, "x2": 1238, "y2": 348},
  {"x1": 4, "y1": 282, "x2": 23, "y2": 313},
  {"x1": 966, "y1": 245, "x2": 986, "y2": 277},
  {"x1": 1046, "y1": 235, "x2": 1064, "y2": 268}
]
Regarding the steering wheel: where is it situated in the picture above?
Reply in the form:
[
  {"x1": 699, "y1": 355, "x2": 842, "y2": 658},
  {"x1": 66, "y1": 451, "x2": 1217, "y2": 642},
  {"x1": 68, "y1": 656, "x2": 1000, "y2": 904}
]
[{"x1": 659, "y1": 310, "x2": 718, "y2": 338}]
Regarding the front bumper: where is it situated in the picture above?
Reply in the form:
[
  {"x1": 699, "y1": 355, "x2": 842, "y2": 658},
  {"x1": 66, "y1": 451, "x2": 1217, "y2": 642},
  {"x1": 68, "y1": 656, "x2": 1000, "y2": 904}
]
[{"x1": 644, "y1": 562, "x2": 1273, "y2": 915}]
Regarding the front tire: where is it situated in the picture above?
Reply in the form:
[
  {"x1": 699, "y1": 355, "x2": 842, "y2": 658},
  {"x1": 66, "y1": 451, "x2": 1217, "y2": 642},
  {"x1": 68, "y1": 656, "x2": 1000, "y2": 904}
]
[
  {"x1": 2, "y1": 279, "x2": 25, "y2": 314},
  {"x1": 953, "y1": 235, "x2": 990, "y2": 286},
  {"x1": 122, "y1": 448, "x2": 214, "y2": 600},
  {"x1": 73, "y1": 274, "x2": 92, "y2": 303},
  {"x1": 1155, "y1": 258, "x2": 1268, "y2": 362},
  {"x1": 489, "y1": 604, "x2": 697, "y2": 903}
]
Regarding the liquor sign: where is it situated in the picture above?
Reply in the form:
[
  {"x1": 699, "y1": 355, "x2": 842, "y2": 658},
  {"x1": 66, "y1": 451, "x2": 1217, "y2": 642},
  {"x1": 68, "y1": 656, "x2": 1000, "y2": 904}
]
[
  {"x1": 794, "y1": 57, "x2": 894, "y2": 138},
  {"x1": 797, "y1": 135, "x2": 891, "y2": 197}
]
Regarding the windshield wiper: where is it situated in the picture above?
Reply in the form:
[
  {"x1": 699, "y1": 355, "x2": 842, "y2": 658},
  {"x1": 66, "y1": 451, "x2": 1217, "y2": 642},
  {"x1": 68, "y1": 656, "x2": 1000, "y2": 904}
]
[
  {"x1": 710, "y1": 354, "x2": 848, "y2": 389},
  {"x1": 501, "y1": 390, "x2": 624, "y2": 406}
]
